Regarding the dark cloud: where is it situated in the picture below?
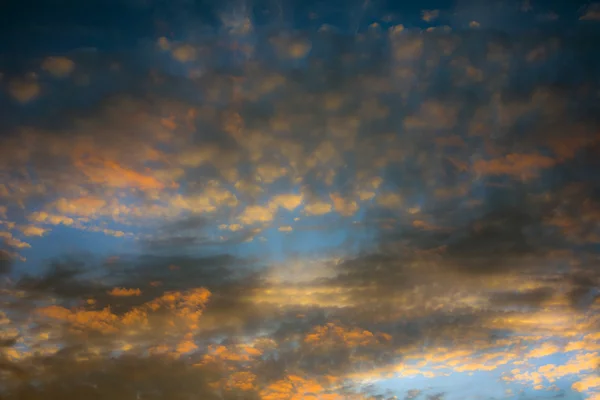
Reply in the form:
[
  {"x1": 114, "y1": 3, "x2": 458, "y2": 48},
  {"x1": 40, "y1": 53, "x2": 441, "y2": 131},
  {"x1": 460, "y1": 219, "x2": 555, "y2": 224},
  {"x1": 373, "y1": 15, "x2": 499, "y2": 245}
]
[
  {"x1": 0, "y1": 249, "x2": 12, "y2": 275},
  {"x1": 488, "y1": 287, "x2": 555, "y2": 308},
  {"x1": 0, "y1": 353, "x2": 253, "y2": 400}
]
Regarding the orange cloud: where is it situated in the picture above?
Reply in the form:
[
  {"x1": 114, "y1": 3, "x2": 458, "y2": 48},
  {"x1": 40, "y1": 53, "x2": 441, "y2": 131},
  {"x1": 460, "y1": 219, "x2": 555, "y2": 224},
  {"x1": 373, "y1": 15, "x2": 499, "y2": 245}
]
[
  {"x1": 225, "y1": 371, "x2": 257, "y2": 391},
  {"x1": 54, "y1": 196, "x2": 107, "y2": 217},
  {"x1": 547, "y1": 132, "x2": 600, "y2": 162},
  {"x1": 108, "y1": 287, "x2": 142, "y2": 297},
  {"x1": 303, "y1": 200, "x2": 332, "y2": 216},
  {"x1": 36, "y1": 305, "x2": 120, "y2": 334},
  {"x1": 330, "y1": 193, "x2": 359, "y2": 216},
  {"x1": 18, "y1": 225, "x2": 48, "y2": 237},
  {"x1": 304, "y1": 323, "x2": 388, "y2": 348},
  {"x1": 41, "y1": 56, "x2": 75, "y2": 78},
  {"x1": 74, "y1": 156, "x2": 167, "y2": 191},
  {"x1": 36, "y1": 287, "x2": 211, "y2": 335},
  {"x1": 28, "y1": 211, "x2": 74, "y2": 226},
  {"x1": 269, "y1": 193, "x2": 303, "y2": 211},
  {"x1": 473, "y1": 153, "x2": 556, "y2": 179},
  {"x1": 260, "y1": 375, "x2": 344, "y2": 400}
]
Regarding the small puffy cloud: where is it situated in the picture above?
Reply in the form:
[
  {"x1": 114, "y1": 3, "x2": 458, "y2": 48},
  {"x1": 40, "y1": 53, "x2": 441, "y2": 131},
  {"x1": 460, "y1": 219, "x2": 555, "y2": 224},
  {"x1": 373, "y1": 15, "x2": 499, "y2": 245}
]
[
  {"x1": 421, "y1": 9, "x2": 440, "y2": 22},
  {"x1": 288, "y1": 40, "x2": 312, "y2": 59},
  {"x1": 108, "y1": 287, "x2": 142, "y2": 297},
  {"x1": 8, "y1": 78, "x2": 40, "y2": 103},
  {"x1": 219, "y1": 223, "x2": 243, "y2": 232},
  {"x1": 18, "y1": 225, "x2": 48, "y2": 237},
  {"x1": 238, "y1": 204, "x2": 276, "y2": 225},
  {"x1": 330, "y1": 193, "x2": 359, "y2": 217},
  {"x1": 278, "y1": 225, "x2": 292, "y2": 232},
  {"x1": 28, "y1": 211, "x2": 74, "y2": 226},
  {"x1": 54, "y1": 196, "x2": 107, "y2": 217},
  {"x1": 376, "y1": 192, "x2": 403, "y2": 209},
  {"x1": 41, "y1": 56, "x2": 75, "y2": 78},
  {"x1": 525, "y1": 342, "x2": 562, "y2": 359},
  {"x1": 469, "y1": 21, "x2": 481, "y2": 28},
  {"x1": 256, "y1": 163, "x2": 288, "y2": 183},
  {"x1": 270, "y1": 193, "x2": 303, "y2": 211},
  {"x1": 304, "y1": 200, "x2": 332, "y2": 216},
  {"x1": 271, "y1": 35, "x2": 312, "y2": 59},
  {"x1": 172, "y1": 44, "x2": 197, "y2": 62},
  {"x1": 171, "y1": 186, "x2": 238, "y2": 214},
  {"x1": 157, "y1": 36, "x2": 171, "y2": 50},
  {"x1": 0, "y1": 232, "x2": 30, "y2": 249},
  {"x1": 389, "y1": 24, "x2": 405, "y2": 35}
]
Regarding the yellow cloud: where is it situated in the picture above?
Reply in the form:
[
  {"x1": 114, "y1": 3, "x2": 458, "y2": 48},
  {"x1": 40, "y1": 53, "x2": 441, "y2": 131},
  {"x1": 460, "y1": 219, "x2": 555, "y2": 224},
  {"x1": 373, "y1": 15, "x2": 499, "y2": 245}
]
[
  {"x1": 525, "y1": 342, "x2": 562, "y2": 359},
  {"x1": 304, "y1": 200, "x2": 332, "y2": 216},
  {"x1": 171, "y1": 185, "x2": 238, "y2": 214},
  {"x1": 54, "y1": 196, "x2": 107, "y2": 217},
  {"x1": 219, "y1": 223, "x2": 243, "y2": 231},
  {"x1": 330, "y1": 193, "x2": 359, "y2": 216},
  {"x1": 256, "y1": 163, "x2": 288, "y2": 183},
  {"x1": 18, "y1": 225, "x2": 48, "y2": 237},
  {"x1": 573, "y1": 375, "x2": 600, "y2": 392},
  {"x1": 269, "y1": 193, "x2": 303, "y2": 211},
  {"x1": 422, "y1": 9, "x2": 440, "y2": 22},
  {"x1": 278, "y1": 225, "x2": 292, "y2": 232},
  {"x1": 238, "y1": 204, "x2": 276, "y2": 225},
  {"x1": 28, "y1": 211, "x2": 74, "y2": 226},
  {"x1": 0, "y1": 232, "x2": 31, "y2": 249}
]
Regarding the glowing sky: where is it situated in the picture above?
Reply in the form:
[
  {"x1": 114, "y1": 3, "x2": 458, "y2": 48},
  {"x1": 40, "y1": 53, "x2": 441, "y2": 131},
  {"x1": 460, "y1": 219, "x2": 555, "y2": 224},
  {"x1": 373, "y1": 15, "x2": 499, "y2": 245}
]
[{"x1": 1, "y1": 0, "x2": 600, "y2": 399}]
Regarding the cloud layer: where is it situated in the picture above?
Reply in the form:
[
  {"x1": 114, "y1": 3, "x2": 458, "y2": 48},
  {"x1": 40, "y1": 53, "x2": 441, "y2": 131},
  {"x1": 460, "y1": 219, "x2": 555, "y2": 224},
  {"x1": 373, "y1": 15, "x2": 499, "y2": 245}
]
[{"x1": 1, "y1": 0, "x2": 600, "y2": 399}]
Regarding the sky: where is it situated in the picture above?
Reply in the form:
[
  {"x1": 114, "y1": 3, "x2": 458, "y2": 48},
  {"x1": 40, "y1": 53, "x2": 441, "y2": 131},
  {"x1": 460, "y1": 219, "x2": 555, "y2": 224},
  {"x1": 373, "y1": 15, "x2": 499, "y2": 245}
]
[{"x1": 1, "y1": 0, "x2": 600, "y2": 399}]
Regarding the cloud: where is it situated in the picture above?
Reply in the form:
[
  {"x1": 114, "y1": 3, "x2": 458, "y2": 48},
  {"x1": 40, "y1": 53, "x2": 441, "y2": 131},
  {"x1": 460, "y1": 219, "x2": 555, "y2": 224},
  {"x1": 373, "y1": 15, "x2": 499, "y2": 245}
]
[
  {"x1": 330, "y1": 193, "x2": 359, "y2": 216},
  {"x1": 171, "y1": 44, "x2": 197, "y2": 62},
  {"x1": 238, "y1": 204, "x2": 276, "y2": 225},
  {"x1": 422, "y1": 9, "x2": 440, "y2": 22},
  {"x1": 18, "y1": 225, "x2": 48, "y2": 237},
  {"x1": 2, "y1": 4, "x2": 600, "y2": 399},
  {"x1": 304, "y1": 200, "x2": 332, "y2": 216},
  {"x1": 108, "y1": 287, "x2": 142, "y2": 297},
  {"x1": 41, "y1": 56, "x2": 75, "y2": 78},
  {"x1": 7, "y1": 78, "x2": 40, "y2": 103},
  {"x1": 473, "y1": 153, "x2": 556, "y2": 179},
  {"x1": 269, "y1": 193, "x2": 303, "y2": 211}
]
